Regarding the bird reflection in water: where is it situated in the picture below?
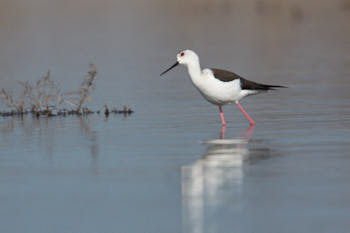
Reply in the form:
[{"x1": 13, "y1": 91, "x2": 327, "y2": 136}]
[{"x1": 181, "y1": 125, "x2": 258, "y2": 233}]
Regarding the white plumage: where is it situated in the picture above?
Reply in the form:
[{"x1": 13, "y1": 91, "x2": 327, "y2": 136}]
[{"x1": 160, "y1": 49, "x2": 286, "y2": 125}]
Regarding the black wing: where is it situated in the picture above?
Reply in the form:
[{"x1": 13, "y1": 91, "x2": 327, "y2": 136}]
[
  {"x1": 211, "y1": 68, "x2": 287, "y2": 90},
  {"x1": 211, "y1": 68, "x2": 242, "y2": 82}
]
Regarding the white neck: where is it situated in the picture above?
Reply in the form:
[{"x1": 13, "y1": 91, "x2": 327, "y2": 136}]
[{"x1": 186, "y1": 60, "x2": 202, "y2": 84}]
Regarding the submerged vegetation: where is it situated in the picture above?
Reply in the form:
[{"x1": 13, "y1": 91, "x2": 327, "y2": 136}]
[{"x1": 0, "y1": 64, "x2": 133, "y2": 117}]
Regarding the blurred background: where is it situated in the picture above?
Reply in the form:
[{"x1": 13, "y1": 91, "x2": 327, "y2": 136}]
[
  {"x1": 1, "y1": 0, "x2": 349, "y2": 108},
  {"x1": 1, "y1": 1, "x2": 350, "y2": 233}
]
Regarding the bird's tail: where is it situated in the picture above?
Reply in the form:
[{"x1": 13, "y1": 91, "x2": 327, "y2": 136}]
[
  {"x1": 240, "y1": 78, "x2": 287, "y2": 91},
  {"x1": 264, "y1": 84, "x2": 287, "y2": 90}
]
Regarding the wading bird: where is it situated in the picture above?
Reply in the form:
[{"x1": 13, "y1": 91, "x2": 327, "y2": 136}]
[{"x1": 160, "y1": 50, "x2": 286, "y2": 125}]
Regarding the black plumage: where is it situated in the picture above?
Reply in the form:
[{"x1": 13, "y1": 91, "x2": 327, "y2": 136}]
[{"x1": 211, "y1": 68, "x2": 286, "y2": 90}]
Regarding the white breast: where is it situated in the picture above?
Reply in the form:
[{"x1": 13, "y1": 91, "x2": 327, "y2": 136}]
[{"x1": 190, "y1": 69, "x2": 243, "y2": 105}]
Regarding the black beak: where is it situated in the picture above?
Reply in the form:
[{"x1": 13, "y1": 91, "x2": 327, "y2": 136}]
[{"x1": 160, "y1": 61, "x2": 179, "y2": 76}]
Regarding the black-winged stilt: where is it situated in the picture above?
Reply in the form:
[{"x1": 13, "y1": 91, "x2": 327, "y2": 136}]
[{"x1": 160, "y1": 50, "x2": 286, "y2": 126}]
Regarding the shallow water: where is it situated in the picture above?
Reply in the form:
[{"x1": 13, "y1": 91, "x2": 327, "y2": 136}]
[{"x1": 1, "y1": 0, "x2": 350, "y2": 232}]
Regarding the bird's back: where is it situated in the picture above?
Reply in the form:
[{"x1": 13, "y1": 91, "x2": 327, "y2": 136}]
[{"x1": 210, "y1": 68, "x2": 286, "y2": 91}]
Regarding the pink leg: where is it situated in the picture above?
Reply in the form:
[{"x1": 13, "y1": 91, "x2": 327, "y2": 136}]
[
  {"x1": 220, "y1": 125, "x2": 226, "y2": 139},
  {"x1": 219, "y1": 106, "x2": 226, "y2": 126},
  {"x1": 235, "y1": 101, "x2": 255, "y2": 125}
]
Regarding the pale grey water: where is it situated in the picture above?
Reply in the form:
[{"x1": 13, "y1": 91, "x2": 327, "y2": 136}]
[{"x1": 1, "y1": 0, "x2": 350, "y2": 233}]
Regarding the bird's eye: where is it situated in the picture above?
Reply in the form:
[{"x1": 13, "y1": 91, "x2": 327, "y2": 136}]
[{"x1": 180, "y1": 52, "x2": 185, "y2": 56}]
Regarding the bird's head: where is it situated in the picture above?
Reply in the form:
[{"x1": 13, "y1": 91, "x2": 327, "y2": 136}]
[
  {"x1": 177, "y1": 50, "x2": 199, "y2": 66},
  {"x1": 160, "y1": 49, "x2": 199, "y2": 76}
]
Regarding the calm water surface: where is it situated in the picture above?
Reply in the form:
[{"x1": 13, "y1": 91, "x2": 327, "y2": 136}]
[{"x1": 1, "y1": 0, "x2": 350, "y2": 232}]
